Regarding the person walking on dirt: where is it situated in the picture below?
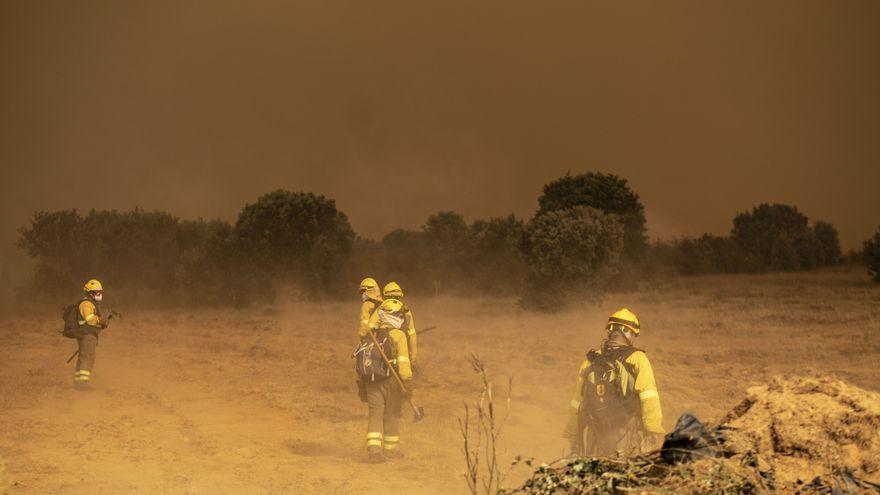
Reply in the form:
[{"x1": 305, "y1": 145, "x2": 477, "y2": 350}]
[
  {"x1": 70, "y1": 279, "x2": 111, "y2": 390},
  {"x1": 562, "y1": 309, "x2": 665, "y2": 457},
  {"x1": 355, "y1": 277, "x2": 383, "y2": 410},
  {"x1": 357, "y1": 282, "x2": 416, "y2": 462}
]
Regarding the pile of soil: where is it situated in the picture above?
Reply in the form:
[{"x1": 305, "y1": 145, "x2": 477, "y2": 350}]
[
  {"x1": 508, "y1": 375, "x2": 880, "y2": 494},
  {"x1": 723, "y1": 374, "x2": 880, "y2": 486}
]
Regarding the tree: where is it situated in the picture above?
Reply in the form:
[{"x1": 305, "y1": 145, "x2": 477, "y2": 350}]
[
  {"x1": 16, "y1": 208, "x2": 230, "y2": 304},
  {"x1": 864, "y1": 227, "x2": 880, "y2": 283},
  {"x1": 537, "y1": 172, "x2": 646, "y2": 259},
  {"x1": 423, "y1": 211, "x2": 472, "y2": 287},
  {"x1": 233, "y1": 190, "x2": 355, "y2": 296},
  {"x1": 381, "y1": 228, "x2": 429, "y2": 292},
  {"x1": 16, "y1": 210, "x2": 85, "y2": 295},
  {"x1": 520, "y1": 206, "x2": 625, "y2": 309},
  {"x1": 731, "y1": 203, "x2": 824, "y2": 271},
  {"x1": 813, "y1": 221, "x2": 842, "y2": 265},
  {"x1": 669, "y1": 234, "x2": 758, "y2": 275},
  {"x1": 469, "y1": 215, "x2": 526, "y2": 294}
]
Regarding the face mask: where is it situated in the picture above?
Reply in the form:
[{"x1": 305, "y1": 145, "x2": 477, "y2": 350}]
[{"x1": 93, "y1": 293, "x2": 103, "y2": 302}]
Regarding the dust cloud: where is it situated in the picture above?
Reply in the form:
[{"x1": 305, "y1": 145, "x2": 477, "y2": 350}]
[{"x1": 2, "y1": 0, "x2": 879, "y2": 259}]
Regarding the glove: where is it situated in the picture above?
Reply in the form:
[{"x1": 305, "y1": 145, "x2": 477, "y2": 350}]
[
  {"x1": 356, "y1": 379, "x2": 368, "y2": 403},
  {"x1": 401, "y1": 380, "x2": 414, "y2": 400}
]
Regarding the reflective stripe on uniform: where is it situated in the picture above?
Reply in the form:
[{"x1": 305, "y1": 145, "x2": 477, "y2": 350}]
[
  {"x1": 360, "y1": 319, "x2": 369, "y2": 326},
  {"x1": 367, "y1": 439, "x2": 382, "y2": 447},
  {"x1": 85, "y1": 314, "x2": 98, "y2": 323},
  {"x1": 570, "y1": 399, "x2": 581, "y2": 410},
  {"x1": 383, "y1": 435, "x2": 399, "y2": 443},
  {"x1": 639, "y1": 389, "x2": 658, "y2": 400},
  {"x1": 407, "y1": 328, "x2": 416, "y2": 336},
  {"x1": 383, "y1": 443, "x2": 398, "y2": 450},
  {"x1": 397, "y1": 356, "x2": 410, "y2": 363},
  {"x1": 366, "y1": 432, "x2": 382, "y2": 440}
]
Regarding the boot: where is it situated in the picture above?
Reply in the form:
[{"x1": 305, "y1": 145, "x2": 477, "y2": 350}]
[
  {"x1": 367, "y1": 446, "x2": 385, "y2": 463},
  {"x1": 73, "y1": 380, "x2": 92, "y2": 392},
  {"x1": 383, "y1": 448, "x2": 404, "y2": 460}
]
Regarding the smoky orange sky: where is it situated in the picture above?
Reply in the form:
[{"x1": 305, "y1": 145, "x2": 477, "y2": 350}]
[{"x1": 2, "y1": 0, "x2": 879, "y2": 264}]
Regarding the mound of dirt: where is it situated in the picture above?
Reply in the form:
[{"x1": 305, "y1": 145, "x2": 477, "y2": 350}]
[
  {"x1": 723, "y1": 374, "x2": 880, "y2": 485},
  {"x1": 508, "y1": 375, "x2": 880, "y2": 494}
]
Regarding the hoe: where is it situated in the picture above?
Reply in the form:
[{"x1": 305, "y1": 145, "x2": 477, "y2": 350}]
[{"x1": 367, "y1": 330, "x2": 425, "y2": 422}]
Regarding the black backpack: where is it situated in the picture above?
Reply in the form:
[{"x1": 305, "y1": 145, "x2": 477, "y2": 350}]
[
  {"x1": 579, "y1": 346, "x2": 642, "y2": 432},
  {"x1": 60, "y1": 298, "x2": 88, "y2": 338},
  {"x1": 353, "y1": 330, "x2": 396, "y2": 381}
]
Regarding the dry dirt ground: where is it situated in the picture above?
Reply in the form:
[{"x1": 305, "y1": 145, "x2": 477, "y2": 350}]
[{"x1": 1, "y1": 268, "x2": 878, "y2": 494}]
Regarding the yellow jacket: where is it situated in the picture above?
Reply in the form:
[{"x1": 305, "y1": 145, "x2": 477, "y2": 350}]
[
  {"x1": 367, "y1": 299, "x2": 415, "y2": 380},
  {"x1": 78, "y1": 300, "x2": 104, "y2": 328},
  {"x1": 563, "y1": 348, "x2": 664, "y2": 439},
  {"x1": 358, "y1": 297, "x2": 382, "y2": 337}
]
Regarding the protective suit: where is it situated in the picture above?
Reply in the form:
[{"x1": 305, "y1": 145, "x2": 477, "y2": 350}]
[
  {"x1": 363, "y1": 297, "x2": 414, "y2": 459},
  {"x1": 357, "y1": 278, "x2": 383, "y2": 337},
  {"x1": 562, "y1": 309, "x2": 664, "y2": 456},
  {"x1": 74, "y1": 279, "x2": 109, "y2": 388}
]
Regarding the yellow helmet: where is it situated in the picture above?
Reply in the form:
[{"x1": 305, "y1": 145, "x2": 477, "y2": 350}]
[
  {"x1": 83, "y1": 279, "x2": 103, "y2": 292},
  {"x1": 607, "y1": 308, "x2": 640, "y2": 335},
  {"x1": 379, "y1": 298, "x2": 405, "y2": 313},
  {"x1": 383, "y1": 281, "x2": 404, "y2": 299},
  {"x1": 359, "y1": 277, "x2": 381, "y2": 301},
  {"x1": 359, "y1": 278, "x2": 379, "y2": 292}
]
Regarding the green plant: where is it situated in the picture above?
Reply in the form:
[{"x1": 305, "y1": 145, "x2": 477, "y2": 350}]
[
  {"x1": 520, "y1": 206, "x2": 624, "y2": 309},
  {"x1": 537, "y1": 172, "x2": 646, "y2": 260}
]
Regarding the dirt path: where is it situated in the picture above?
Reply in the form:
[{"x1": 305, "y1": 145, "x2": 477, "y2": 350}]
[{"x1": 2, "y1": 269, "x2": 878, "y2": 494}]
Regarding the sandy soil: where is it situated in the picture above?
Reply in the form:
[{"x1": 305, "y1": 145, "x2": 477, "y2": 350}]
[{"x1": 1, "y1": 268, "x2": 878, "y2": 494}]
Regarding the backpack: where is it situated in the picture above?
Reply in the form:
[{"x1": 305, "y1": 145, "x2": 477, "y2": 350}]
[
  {"x1": 579, "y1": 346, "x2": 642, "y2": 432},
  {"x1": 353, "y1": 330, "x2": 396, "y2": 381},
  {"x1": 60, "y1": 298, "x2": 89, "y2": 338}
]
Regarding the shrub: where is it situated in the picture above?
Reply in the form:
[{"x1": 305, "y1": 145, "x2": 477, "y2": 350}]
[
  {"x1": 233, "y1": 190, "x2": 355, "y2": 297},
  {"x1": 520, "y1": 206, "x2": 624, "y2": 309},
  {"x1": 669, "y1": 235, "x2": 759, "y2": 275},
  {"x1": 537, "y1": 172, "x2": 646, "y2": 260},
  {"x1": 732, "y1": 203, "x2": 825, "y2": 271},
  {"x1": 381, "y1": 228, "x2": 430, "y2": 293},
  {"x1": 16, "y1": 208, "x2": 211, "y2": 304},
  {"x1": 864, "y1": 227, "x2": 880, "y2": 283},
  {"x1": 813, "y1": 221, "x2": 842, "y2": 265},
  {"x1": 422, "y1": 211, "x2": 472, "y2": 292},
  {"x1": 469, "y1": 215, "x2": 526, "y2": 295}
]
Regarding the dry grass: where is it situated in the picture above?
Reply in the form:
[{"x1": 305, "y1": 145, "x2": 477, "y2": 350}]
[{"x1": 0, "y1": 267, "x2": 877, "y2": 494}]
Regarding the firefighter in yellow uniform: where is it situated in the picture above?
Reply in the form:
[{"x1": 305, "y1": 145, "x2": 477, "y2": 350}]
[
  {"x1": 362, "y1": 282, "x2": 416, "y2": 462},
  {"x1": 357, "y1": 278, "x2": 383, "y2": 338},
  {"x1": 355, "y1": 278, "x2": 383, "y2": 403},
  {"x1": 74, "y1": 279, "x2": 110, "y2": 390},
  {"x1": 563, "y1": 309, "x2": 664, "y2": 456}
]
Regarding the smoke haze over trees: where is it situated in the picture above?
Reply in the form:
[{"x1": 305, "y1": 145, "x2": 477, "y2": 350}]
[{"x1": 15, "y1": 172, "x2": 854, "y2": 309}]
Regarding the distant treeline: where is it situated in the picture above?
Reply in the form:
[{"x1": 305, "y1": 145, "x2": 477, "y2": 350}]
[{"x1": 17, "y1": 172, "x2": 873, "y2": 309}]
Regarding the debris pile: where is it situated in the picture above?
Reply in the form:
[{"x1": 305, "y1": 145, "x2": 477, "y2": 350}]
[{"x1": 507, "y1": 375, "x2": 880, "y2": 494}]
